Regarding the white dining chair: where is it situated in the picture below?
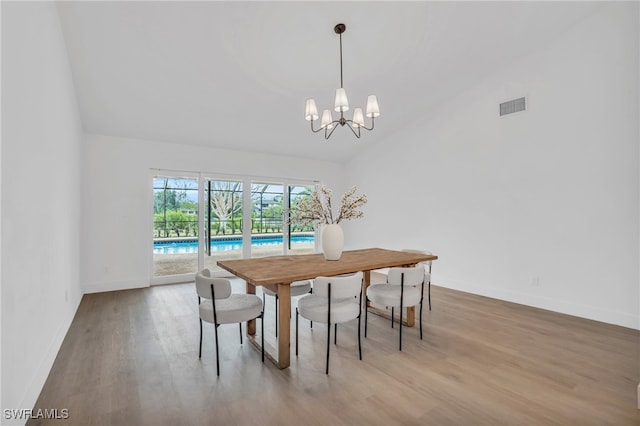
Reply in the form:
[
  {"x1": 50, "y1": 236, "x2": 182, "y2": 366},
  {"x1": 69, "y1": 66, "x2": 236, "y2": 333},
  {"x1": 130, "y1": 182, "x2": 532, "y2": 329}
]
[
  {"x1": 195, "y1": 269, "x2": 264, "y2": 376},
  {"x1": 262, "y1": 280, "x2": 312, "y2": 337},
  {"x1": 365, "y1": 264, "x2": 425, "y2": 351},
  {"x1": 295, "y1": 272, "x2": 364, "y2": 374},
  {"x1": 401, "y1": 249, "x2": 433, "y2": 310}
]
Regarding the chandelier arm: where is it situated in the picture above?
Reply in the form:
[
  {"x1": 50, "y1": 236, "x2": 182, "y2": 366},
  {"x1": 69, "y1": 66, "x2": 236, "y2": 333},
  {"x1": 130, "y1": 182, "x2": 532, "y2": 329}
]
[
  {"x1": 359, "y1": 116, "x2": 375, "y2": 131},
  {"x1": 324, "y1": 124, "x2": 339, "y2": 140},
  {"x1": 309, "y1": 119, "x2": 325, "y2": 133},
  {"x1": 344, "y1": 121, "x2": 362, "y2": 138}
]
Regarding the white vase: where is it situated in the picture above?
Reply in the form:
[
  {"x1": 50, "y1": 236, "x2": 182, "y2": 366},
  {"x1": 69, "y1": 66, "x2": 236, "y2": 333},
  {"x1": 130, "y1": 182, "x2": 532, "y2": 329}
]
[{"x1": 321, "y1": 223, "x2": 344, "y2": 261}]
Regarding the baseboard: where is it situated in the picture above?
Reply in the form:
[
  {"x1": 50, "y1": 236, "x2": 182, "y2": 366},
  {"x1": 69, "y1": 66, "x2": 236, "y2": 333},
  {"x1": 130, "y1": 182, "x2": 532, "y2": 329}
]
[
  {"x1": 150, "y1": 274, "x2": 195, "y2": 286},
  {"x1": 82, "y1": 279, "x2": 149, "y2": 294},
  {"x1": 437, "y1": 278, "x2": 639, "y2": 330}
]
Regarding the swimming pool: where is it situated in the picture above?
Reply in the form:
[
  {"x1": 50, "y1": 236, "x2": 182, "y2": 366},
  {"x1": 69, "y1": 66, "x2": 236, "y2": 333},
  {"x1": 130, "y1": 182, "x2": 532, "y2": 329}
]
[{"x1": 153, "y1": 235, "x2": 315, "y2": 254}]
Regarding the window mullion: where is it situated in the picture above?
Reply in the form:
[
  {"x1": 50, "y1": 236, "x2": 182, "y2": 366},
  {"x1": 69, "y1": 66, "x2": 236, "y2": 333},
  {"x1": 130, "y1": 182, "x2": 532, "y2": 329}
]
[{"x1": 242, "y1": 177, "x2": 252, "y2": 259}]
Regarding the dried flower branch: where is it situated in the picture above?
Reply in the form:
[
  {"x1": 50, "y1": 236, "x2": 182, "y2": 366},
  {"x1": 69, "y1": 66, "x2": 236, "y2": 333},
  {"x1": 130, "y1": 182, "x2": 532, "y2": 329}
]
[
  {"x1": 288, "y1": 185, "x2": 367, "y2": 226},
  {"x1": 336, "y1": 185, "x2": 367, "y2": 223}
]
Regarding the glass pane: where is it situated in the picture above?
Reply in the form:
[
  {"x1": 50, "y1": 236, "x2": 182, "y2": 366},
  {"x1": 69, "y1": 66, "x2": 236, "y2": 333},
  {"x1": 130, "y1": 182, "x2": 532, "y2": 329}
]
[
  {"x1": 153, "y1": 177, "x2": 199, "y2": 276},
  {"x1": 203, "y1": 179, "x2": 243, "y2": 272},
  {"x1": 251, "y1": 182, "x2": 284, "y2": 258},
  {"x1": 288, "y1": 184, "x2": 316, "y2": 255}
]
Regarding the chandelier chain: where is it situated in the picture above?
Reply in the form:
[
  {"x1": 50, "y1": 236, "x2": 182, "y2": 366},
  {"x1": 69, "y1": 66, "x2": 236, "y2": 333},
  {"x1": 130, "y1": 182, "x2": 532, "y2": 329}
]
[{"x1": 339, "y1": 32, "x2": 344, "y2": 89}]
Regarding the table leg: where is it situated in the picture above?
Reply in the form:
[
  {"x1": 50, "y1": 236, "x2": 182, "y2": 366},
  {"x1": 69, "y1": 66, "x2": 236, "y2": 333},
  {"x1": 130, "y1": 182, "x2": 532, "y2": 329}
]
[
  {"x1": 362, "y1": 270, "x2": 371, "y2": 309},
  {"x1": 406, "y1": 306, "x2": 415, "y2": 327},
  {"x1": 276, "y1": 283, "x2": 291, "y2": 369},
  {"x1": 246, "y1": 281, "x2": 256, "y2": 336},
  {"x1": 245, "y1": 282, "x2": 292, "y2": 369},
  {"x1": 363, "y1": 270, "x2": 371, "y2": 289}
]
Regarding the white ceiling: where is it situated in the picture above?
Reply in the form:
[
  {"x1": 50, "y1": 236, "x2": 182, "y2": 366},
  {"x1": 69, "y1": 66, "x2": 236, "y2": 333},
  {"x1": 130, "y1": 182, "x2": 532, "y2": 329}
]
[{"x1": 56, "y1": 1, "x2": 601, "y2": 163}]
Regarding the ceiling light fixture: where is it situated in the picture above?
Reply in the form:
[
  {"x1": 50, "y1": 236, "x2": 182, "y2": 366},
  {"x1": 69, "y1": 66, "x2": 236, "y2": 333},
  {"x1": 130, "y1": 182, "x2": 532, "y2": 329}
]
[{"x1": 304, "y1": 23, "x2": 380, "y2": 140}]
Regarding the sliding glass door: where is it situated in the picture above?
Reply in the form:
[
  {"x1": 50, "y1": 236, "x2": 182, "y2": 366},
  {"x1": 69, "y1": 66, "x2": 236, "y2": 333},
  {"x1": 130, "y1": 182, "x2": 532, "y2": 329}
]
[
  {"x1": 151, "y1": 171, "x2": 317, "y2": 284},
  {"x1": 250, "y1": 182, "x2": 284, "y2": 258},
  {"x1": 287, "y1": 184, "x2": 316, "y2": 255},
  {"x1": 152, "y1": 175, "x2": 199, "y2": 279},
  {"x1": 203, "y1": 178, "x2": 244, "y2": 273}
]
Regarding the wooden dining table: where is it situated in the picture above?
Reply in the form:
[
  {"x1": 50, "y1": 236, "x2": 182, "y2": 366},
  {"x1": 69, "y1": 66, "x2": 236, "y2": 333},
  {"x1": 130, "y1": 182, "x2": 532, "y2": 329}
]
[{"x1": 217, "y1": 247, "x2": 438, "y2": 369}]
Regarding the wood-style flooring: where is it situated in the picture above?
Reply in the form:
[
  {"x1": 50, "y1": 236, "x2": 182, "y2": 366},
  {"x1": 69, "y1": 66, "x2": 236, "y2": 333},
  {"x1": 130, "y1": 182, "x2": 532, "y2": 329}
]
[{"x1": 30, "y1": 276, "x2": 639, "y2": 425}]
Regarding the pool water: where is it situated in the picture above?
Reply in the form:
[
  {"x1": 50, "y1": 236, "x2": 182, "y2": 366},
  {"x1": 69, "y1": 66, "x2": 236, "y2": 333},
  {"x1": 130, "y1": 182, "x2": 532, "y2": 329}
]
[{"x1": 153, "y1": 235, "x2": 314, "y2": 254}]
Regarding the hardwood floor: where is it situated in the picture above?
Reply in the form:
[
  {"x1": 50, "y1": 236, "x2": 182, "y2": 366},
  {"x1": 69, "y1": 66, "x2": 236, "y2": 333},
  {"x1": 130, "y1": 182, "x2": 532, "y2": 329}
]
[{"x1": 30, "y1": 277, "x2": 639, "y2": 425}]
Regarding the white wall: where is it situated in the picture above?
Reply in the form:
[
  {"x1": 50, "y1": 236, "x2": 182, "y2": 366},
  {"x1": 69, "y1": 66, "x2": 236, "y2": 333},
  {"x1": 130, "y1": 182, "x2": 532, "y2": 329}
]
[
  {"x1": 82, "y1": 134, "x2": 346, "y2": 293},
  {"x1": 1, "y1": 2, "x2": 83, "y2": 423},
  {"x1": 345, "y1": 3, "x2": 639, "y2": 329},
  {"x1": 0, "y1": 0, "x2": 3, "y2": 414}
]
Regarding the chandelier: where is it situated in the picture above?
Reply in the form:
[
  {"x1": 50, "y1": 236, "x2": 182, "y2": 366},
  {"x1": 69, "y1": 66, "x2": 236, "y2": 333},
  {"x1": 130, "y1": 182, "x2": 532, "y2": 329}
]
[{"x1": 304, "y1": 23, "x2": 380, "y2": 140}]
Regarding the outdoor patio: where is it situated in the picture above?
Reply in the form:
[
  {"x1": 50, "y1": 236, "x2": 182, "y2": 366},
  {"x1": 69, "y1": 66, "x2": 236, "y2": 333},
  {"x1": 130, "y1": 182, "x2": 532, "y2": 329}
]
[{"x1": 153, "y1": 244, "x2": 316, "y2": 276}]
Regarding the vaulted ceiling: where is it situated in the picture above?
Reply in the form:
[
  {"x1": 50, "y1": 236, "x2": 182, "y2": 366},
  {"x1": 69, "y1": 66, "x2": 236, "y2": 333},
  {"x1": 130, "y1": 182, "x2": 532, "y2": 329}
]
[{"x1": 56, "y1": 1, "x2": 600, "y2": 163}]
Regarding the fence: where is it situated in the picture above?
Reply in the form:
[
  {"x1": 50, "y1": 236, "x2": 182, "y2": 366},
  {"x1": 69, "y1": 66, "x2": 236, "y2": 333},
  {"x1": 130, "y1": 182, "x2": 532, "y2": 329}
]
[{"x1": 154, "y1": 218, "x2": 313, "y2": 238}]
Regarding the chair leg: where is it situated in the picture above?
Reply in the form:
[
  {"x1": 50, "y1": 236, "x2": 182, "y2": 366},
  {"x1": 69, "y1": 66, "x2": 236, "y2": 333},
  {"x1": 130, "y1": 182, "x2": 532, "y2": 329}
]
[
  {"x1": 391, "y1": 307, "x2": 394, "y2": 328},
  {"x1": 309, "y1": 287, "x2": 313, "y2": 329},
  {"x1": 275, "y1": 295, "x2": 278, "y2": 338},
  {"x1": 326, "y1": 283, "x2": 331, "y2": 375},
  {"x1": 326, "y1": 322, "x2": 331, "y2": 375},
  {"x1": 261, "y1": 314, "x2": 264, "y2": 363},
  {"x1": 399, "y1": 275, "x2": 406, "y2": 351},
  {"x1": 428, "y1": 282, "x2": 432, "y2": 311},
  {"x1": 420, "y1": 300, "x2": 423, "y2": 340},
  {"x1": 364, "y1": 297, "x2": 369, "y2": 338},
  {"x1": 198, "y1": 318, "x2": 203, "y2": 359},
  {"x1": 262, "y1": 293, "x2": 266, "y2": 323},
  {"x1": 357, "y1": 312, "x2": 362, "y2": 360},
  {"x1": 334, "y1": 324, "x2": 337, "y2": 345},
  {"x1": 239, "y1": 323, "x2": 242, "y2": 344},
  {"x1": 399, "y1": 306, "x2": 403, "y2": 351},
  {"x1": 214, "y1": 324, "x2": 220, "y2": 376},
  {"x1": 295, "y1": 308, "x2": 299, "y2": 356}
]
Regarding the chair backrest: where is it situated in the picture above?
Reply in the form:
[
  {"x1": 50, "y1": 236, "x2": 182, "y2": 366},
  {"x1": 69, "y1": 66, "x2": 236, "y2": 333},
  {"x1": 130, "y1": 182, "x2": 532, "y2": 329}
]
[
  {"x1": 387, "y1": 265, "x2": 425, "y2": 287},
  {"x1": 313, "y1": 271, "x2": 363, "y2": 300},
  {"x1": 195, "y1": 269, "x2": 232, "y2": 300}
]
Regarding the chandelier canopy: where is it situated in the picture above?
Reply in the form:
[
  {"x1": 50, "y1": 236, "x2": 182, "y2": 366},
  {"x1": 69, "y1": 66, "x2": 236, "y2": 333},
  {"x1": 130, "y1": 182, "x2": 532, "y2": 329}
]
[{"x1": 304, "y1": 23, "x2": 380, "y2": 140}]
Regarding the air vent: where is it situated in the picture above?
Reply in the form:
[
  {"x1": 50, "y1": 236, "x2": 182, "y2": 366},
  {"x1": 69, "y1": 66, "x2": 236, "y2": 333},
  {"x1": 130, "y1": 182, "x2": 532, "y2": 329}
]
[{"x1": 500, "y1": 97, "x2": 526, "y2": 116}]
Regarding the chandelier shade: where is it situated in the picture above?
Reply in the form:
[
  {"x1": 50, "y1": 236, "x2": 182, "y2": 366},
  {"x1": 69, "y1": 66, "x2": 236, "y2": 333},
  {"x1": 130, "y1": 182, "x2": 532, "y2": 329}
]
[
  {"x1": 304, "y1": 23, "x2": 380, "y2": 140},
  {"x1": 321, "y1": 109, "x2": 334, "y2": 129},
  {"x1": 366, "y1": 95, "x2": 380, "y2": 118},
  {"x1": 334, "y1": 88, "x2": 349, "y2": 112},
  {"x1": 304, "y1": 99, "x2": 319, "y2": 121},
  {"x1": 352, "y1": 108, "x2": 364, "y2": 128}
]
